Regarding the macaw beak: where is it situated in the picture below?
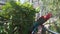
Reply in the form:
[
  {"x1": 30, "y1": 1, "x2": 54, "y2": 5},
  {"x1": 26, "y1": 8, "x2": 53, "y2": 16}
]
[{"x1": 44, "y1": 13, "x2": 52, "y2": 20}]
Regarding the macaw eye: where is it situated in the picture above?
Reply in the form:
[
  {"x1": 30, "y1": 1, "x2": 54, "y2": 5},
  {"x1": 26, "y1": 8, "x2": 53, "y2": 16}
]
[{"x1": 44, "y1": 16, "x2": 46, "y2": 19}]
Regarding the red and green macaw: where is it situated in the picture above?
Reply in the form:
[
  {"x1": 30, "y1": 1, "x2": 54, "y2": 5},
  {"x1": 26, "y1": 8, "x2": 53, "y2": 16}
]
[{"x1": 29, "y1": 13, "x2": 52, "y2": 34}]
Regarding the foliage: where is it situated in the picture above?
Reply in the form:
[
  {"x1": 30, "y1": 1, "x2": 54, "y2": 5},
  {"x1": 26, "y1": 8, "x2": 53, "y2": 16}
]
[
  {"x1": 0, "y1": 1, "x2": 38, "y2": 34},
  {"x1": 42, "y1": 0, "x2": 60, "y2": 17},
  {"x1": 41, "y1": 0, "x2": 60, "y2": 33}
]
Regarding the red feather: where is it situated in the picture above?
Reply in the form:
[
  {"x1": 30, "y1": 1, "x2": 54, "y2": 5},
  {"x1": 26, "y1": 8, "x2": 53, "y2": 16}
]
[
  {"x1": 40, "y1": 13, "x2": 52, "y2": 21},
  {"x1": 43, "y1": 13, "x2": 52, "y2": 20}
]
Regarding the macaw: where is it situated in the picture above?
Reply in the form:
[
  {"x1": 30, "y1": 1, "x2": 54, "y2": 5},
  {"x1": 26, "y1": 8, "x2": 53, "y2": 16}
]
[{"x1": 29, "y1": 13, "x2": 52, "y2": 34}]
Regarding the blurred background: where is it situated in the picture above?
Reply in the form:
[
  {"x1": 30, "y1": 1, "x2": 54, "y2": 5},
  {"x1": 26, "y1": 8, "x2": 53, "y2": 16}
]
[{"x1": 0, "y1": 0, "x2": 60, "y2": 34}]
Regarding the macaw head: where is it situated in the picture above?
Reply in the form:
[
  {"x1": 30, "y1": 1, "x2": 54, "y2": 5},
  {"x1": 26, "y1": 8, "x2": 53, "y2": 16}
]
[
  {"x1": 44, "y1": 13, "x2": 52, "y2": 20},
  {"x1": 37, "y1": 13, "x2": 52, "y2": 25}
]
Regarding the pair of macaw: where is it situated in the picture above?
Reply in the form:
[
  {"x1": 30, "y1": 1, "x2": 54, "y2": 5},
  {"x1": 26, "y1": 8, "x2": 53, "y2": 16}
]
[{"x1": 29, "y1": 13, "x2": 52, "y2": 34}]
